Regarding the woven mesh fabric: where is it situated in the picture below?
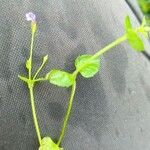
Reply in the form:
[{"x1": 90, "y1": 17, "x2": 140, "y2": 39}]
[{"x1": 1, "y1": 0, "x2": 150, "y2": 150}]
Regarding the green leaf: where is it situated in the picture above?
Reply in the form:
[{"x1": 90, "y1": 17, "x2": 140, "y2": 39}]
[
  {"x1": 124, "y1": 16, "x2": 144, "y2": 51},
  {"x1": 127, "y1": 30, "x2": 144, "y2": 51},
  {"x1": 39, "y1": 137, "x2": 63, "y2": 150},
  {"x1": 46, "y1": 70, "x2": 74, "y2": 87},
  {"x1": 18, "y1": 75, "x2": 28, "y2": 83},
  {"x1": 124, "y1": 16, "x2": 132, "y2": 31},
  {"x1": 75, "y1": 55, "x2": 100, "y2": 78},
  {"x1": 26, "y1": 59, "x2": 31, "y2": 70}
]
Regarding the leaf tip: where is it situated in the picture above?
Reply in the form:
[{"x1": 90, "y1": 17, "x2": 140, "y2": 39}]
[{"x1": 43, "y1": 55, "x2": 48, "y2": 62}]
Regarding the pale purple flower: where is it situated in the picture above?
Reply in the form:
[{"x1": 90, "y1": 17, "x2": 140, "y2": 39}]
[{"x1": 26, "y1": 12, "x2": 36, "y2": 22}]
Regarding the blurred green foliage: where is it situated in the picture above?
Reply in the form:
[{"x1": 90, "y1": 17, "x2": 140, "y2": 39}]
[
  {"x1": 137, "y1": 0, "x2": 150, "y2": 13},
  {"x1": 137, "y1": 0, "x2": 150, "y2": 25}
]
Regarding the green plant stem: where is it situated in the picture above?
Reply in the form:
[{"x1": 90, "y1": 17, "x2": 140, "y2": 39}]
[
  {"x1": 57, "y1": 82, "x2": 77, "y2": 146},
  {"x1": 27, "y1": 24, "x2": 42, "y2": 146},
  {"x1": 33, "y1": 61, "x2": 46, "y2": 80},
  {"x1": 29, "y1": 31, "x2": 35, "y2": 79},
  {"x1": 34, "y1": 78, "x2": 47, "y2": 82},
  {"x1": 91, "y1": 35, "x2": 127, "y2": 59},
  {"x1": 29, "y1": 85, "x2": 42, "y2": 145}
]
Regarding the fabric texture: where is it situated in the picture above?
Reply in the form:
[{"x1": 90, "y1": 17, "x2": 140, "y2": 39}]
[{"x1": 1, "y1": 0, "x2": 150, "y2": 150}]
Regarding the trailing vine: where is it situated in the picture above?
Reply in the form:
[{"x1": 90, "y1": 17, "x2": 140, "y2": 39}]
[{"x1": 19, "y1": 12, "x2": 150, "y2": 150}]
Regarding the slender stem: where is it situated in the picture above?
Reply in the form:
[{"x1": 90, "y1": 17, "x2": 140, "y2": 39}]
[
  {"x1": 57, "y1": 82, "x2": 77, "y2": 146},
  {"x1": 33, "y1": 61, "x2": 46, "y2": 80},
  {"x1": 34, "y1": 78, "x2": 47, "y2": 82},
  {"x1": 29, "y1": 85, "x2": 42, "y2": 145},
  {"x1": 29, "y1": 31, "x2": 35, "y2": 79},
  {"x1": 27, "y1": 23, "x2": 42, "y2": 146},
  {"x1": 91, "y1": 35, "x2": 127, "y2": 59}
]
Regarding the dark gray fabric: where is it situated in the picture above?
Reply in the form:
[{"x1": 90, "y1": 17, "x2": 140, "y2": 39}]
[{"x1": 1, "y1": 0, "x2": 150, "y2": 150}]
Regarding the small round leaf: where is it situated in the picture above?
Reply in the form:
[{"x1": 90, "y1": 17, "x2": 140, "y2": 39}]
[
  {"x1": 46, "y1": 70, "x2": 74, "y2": 87},
  {"x1": 75, "y1": 55, "x2": 100, "y2": 78}
]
